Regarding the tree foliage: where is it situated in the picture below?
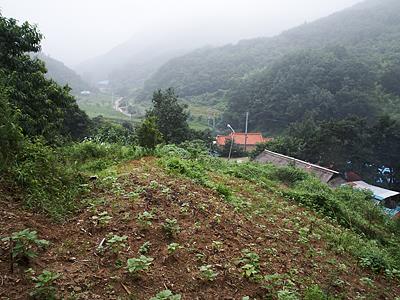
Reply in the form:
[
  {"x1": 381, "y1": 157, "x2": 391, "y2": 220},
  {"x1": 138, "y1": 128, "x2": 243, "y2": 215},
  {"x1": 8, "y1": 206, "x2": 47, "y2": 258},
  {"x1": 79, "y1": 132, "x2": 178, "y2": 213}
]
[
  {"x1": 147, "y1": 88, "x2": 190, "y2": 144},
  {"x1": 223, "y1": 48, "x2": 379, "y2": 133},
  {"x1": 136, "y1": 116, "x2": 163, "y2": 149},
  {"x1": 0, "y1": 13, "x2": 90, "y2": 144},
  {"x1": 140, "y1": 0, "x2": 400, "y2": 105}
]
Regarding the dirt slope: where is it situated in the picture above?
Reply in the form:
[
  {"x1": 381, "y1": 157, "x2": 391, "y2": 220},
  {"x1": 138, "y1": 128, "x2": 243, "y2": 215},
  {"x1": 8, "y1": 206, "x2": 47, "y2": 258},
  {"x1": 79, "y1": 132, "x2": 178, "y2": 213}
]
[{"x1": 0, "y1": 157, "x2": 399, "y2": 299}]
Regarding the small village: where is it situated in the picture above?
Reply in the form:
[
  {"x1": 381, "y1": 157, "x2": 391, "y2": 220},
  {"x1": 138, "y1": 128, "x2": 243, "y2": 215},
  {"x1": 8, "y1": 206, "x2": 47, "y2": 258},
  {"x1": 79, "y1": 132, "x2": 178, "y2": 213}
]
[{"x1": 215, "y1": 131, "x2": 400, "y2": 220}]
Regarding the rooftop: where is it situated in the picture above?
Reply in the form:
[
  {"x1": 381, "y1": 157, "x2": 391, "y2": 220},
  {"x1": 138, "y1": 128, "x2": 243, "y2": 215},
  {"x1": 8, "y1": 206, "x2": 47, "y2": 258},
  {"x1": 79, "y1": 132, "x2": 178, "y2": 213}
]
[
  {"x1": 216, "y1": 133, "x2": 271, "y2": 146},
  {"x1": 345, "y1": 181, "x2": 400, "y2": 201},
  {"x1": 254, "y1": 149, "x2": 340, "y2": 183}
]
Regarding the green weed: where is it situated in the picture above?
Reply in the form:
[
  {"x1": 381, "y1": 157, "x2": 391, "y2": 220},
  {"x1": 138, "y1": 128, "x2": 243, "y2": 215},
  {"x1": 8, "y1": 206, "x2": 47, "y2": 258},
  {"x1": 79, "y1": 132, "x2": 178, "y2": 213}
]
[
  {"x1": 149, "y1": 289, "x2": 181, "y2": 300},
  {"x1": 162, "y1": 219, "x2": 180, "y2": 238},
  {"x1": 199, "y1": 265, "x2": 218, "y2": 281},
  {"x1": 28, "y1": 269, "x2": 60, "y2": 300},
  {"x1": 126, "y1": 255, "x2": 154, "y2": 277},
  {"x1": 2, "y1": 229, "x2": 49, "y2": 265}
]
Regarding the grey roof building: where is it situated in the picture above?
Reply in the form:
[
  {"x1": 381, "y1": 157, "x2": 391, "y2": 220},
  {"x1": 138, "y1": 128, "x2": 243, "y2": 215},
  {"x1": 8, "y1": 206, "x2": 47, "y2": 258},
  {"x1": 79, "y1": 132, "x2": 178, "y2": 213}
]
[{"x1": 254, "y1": 149, "x2": 344, "y2": 186}]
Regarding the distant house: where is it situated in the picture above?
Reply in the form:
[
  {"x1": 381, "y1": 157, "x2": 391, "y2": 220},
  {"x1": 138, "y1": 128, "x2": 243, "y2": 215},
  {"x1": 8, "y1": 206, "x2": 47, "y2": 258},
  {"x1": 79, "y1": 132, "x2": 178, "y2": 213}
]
[
  {"x1": 254, "y1": 149, "x2": 345, "y2": 186},
  {"x1": 344, "y1": 181, "x2": 400, "y2": 219},
  {"x1": 215, "y1": 133, "x2": 272, "y2": 152}
]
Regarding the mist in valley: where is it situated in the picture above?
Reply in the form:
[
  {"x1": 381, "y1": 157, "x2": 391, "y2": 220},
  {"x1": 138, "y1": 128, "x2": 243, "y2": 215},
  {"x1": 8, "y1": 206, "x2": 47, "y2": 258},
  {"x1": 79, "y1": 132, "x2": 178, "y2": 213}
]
[{"x1": 1, "y1": 0, "x2": 361, "y2": 79}]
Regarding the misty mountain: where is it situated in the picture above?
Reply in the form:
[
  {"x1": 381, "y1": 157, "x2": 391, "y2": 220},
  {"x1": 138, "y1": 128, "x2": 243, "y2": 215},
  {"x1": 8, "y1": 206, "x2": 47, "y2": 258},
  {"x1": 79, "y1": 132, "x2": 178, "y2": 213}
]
[
  {"x1": 140, "y1": 0, "x2": 400, "y2": 105},
  {"x1": 37, "y1": 53, "x2": 92, "y2": 94},
  {"x1": 74, "y1": 29, "x2": 240, "y2": 95},
  {"x1": 74, "y1": 34, "x2": 184, "y2": 86},
  {"x1": 107, "y1": 49, "x2": 188, "y2": 96}
]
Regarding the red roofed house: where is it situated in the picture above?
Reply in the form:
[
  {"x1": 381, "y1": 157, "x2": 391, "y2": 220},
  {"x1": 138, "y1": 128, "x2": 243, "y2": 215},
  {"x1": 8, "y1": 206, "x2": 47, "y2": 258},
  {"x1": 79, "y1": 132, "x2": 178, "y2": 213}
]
[{"x1": 216, "y1": 133, "x2": 272, "y2": 152}]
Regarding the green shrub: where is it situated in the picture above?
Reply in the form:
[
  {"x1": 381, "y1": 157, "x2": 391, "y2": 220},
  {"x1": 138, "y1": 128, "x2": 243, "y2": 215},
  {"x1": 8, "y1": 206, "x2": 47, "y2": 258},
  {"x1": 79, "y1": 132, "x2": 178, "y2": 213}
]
[
  {"x1": 2, "y1": 229, "x2": 49, "y2": 265},
  {"x1": 0, "y1": 88, "x2": 23, "y2": 172},
  {"x1": 303, "y1": 285, "x2": 333, "y2": 300},
  {"x1": 156, "y1": 144, "x2": 191, "y2": 159},
  {"x1": 64, "y1": 141, "x2": 147, "y2": 173},
  {"x1": 67, "y1": 140, "x2": 109, "y2": 161},
  {"x1": 12, "y1": 140, "x2": 83, "y2": 220},
  {"x1": 359, "y1": 251, "x2": 390, "y2": 273},
  {"x1": 215, "y1": 184, "x2": 232, "y2": 199},
  {"x1": 179, "y1": 140, "x2": 208, "y2": 159},
  {"x1": 28, "y1": 269, "x2": 59, "y2": 300},
  {"x1": 91, "y1": 118, "x2": 136, "y2": 145},
  {"x1": 272, "y1": 165, "x2": 309, "y2": 185},
  {"x1": 136, "y1": 116, "x2": 163, "y2": 150},
  {"x1": 160, "y1": 156, "x2": 208, "y2": 185}
]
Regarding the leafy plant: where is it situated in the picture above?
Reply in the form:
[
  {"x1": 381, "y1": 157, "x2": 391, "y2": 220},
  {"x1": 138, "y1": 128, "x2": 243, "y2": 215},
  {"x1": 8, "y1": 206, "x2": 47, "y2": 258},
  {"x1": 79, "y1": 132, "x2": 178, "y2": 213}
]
[
  {"x1": 211, "y1": 241, "x2": 224, "y2": 252},
  {"x1": 385, "y1": 268, "x2": 400, "y2": 280},
  {"x1": 139, "y1": 241, "x2": 152, "y2": 254},
  {"x1": 199, "y1": 265, "x2": 218, "y2": 281},
  {"x1": 238, "y1": 249, "x2": 260, "y2": 279},
  {"x1": 126, "y1": 255, "x2": 154, "y2": 276},
  {"x1": 359, "y1": 253, "x2": 389, "y2": 273},
  {"x1": 167, "y1": 243, "x2": 183, "y2": 255},
  {"x1": 277, "y1": 288, "x2": 299, "y2": 300},
  {"x1": 2, "y1": 229, "x2": 49, "y2": 265},
  {"x1": 149, "y1": 289, "x2": 181, "y2": 300},
  {"x1": 303, "y1": 285, "x2": 333, "y2": 300},
  {"x1": 29, "y1": 269, "x2": 60, "y2": 300},
  {"x1": 92, "y1": 211, "x2": 112, "y2": 227},
  {"x1": 137, "y1": 210, "x2": 155, "y2": 229},
  {"x1": 12, "y1": 140, "x2": 84, "y2": 220},
  {"x1": 360, "y1": 277, "x2": 374, "y2": 287},
  {"x1": 162, "y1": 218, "x2": 180, "y2": 238},
  {"x1": 105, "y1": 234, "x2": 127, "y2": 254}
]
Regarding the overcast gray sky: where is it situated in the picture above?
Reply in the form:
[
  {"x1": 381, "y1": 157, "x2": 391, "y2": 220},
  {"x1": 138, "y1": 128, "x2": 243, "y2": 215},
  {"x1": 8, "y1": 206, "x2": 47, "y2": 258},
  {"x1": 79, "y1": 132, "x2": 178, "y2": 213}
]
[{"x1": 1, "y1": 0, "x2": 362, "y2": 67}]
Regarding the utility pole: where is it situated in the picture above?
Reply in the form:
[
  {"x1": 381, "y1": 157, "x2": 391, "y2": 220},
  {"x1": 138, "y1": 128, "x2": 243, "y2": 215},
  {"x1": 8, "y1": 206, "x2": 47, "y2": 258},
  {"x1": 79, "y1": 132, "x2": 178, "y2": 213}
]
[
  {"x1": 227, "y1": 124, "x2": 235, "y2": 161},
  {"x1": 244, "y1": 112, "x2": 249, "y2": 152}
]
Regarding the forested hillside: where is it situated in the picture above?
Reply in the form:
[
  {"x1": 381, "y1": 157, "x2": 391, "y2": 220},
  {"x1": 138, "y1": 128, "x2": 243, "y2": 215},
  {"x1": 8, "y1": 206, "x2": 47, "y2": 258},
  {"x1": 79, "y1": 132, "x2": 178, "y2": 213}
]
[
  {"x1": 36, "y1": 53, "x2": 92, "y2": 94},
  {"x1": 224, "y1": 48, "x2": 384, "y2": 132},
  {"x1": 135, "y1": 0, "x2": 400, "y2": 191},
  {"x1": 140, "y1": 0, "x2": 400, "y2": 110}
]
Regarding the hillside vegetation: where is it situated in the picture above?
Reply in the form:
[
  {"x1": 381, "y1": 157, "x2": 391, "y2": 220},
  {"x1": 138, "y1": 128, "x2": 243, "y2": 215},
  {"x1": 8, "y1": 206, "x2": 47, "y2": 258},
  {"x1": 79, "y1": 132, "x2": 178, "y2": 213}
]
[
  {"x1": 139, "y1": 0, "x2": 400, "y2": 122},
  {"x1": 134, "y1": 0, "x2": 400, "y2": 192},
  {"x1": 37, "y1": 53, "x2": 93, "y2": 94},
  {"x1": 1, "y1": 143, "x2": 400, "y2": 299}
]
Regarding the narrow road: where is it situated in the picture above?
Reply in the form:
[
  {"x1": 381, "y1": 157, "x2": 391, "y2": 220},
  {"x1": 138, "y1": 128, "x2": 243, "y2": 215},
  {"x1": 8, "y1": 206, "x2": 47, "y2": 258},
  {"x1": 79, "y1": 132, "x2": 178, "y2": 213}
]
[{"x1": 113, "y1": 97, "x2": 131, "y2": 117}]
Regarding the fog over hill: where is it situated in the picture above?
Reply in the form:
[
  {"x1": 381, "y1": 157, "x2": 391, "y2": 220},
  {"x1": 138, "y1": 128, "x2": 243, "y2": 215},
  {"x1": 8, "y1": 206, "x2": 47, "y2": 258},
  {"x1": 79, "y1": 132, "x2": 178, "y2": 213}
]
[
  {"x1": 1, "y1": 0, "x2": 361, "y2": 89},
  {"x1": 36, "y1": 53, "x2": 92, "y2": 94}
]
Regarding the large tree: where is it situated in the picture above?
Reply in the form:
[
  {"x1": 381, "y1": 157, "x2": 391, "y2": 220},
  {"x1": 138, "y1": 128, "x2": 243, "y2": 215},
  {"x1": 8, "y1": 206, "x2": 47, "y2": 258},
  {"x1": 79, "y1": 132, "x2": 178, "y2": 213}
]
[
  {"x1": 0, "y1": 14, "x2": 90, "y2": 143},
  {"x1": 147, "y1": 88, "x2": 190, "y2": 144}
]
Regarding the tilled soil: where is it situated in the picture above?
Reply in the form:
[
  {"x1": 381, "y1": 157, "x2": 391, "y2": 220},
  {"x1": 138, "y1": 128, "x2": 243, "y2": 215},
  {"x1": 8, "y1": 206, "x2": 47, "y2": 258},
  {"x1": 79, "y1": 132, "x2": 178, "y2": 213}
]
[{"x1": 0, "y1": 157, "x2": 399, "y2": 299}]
